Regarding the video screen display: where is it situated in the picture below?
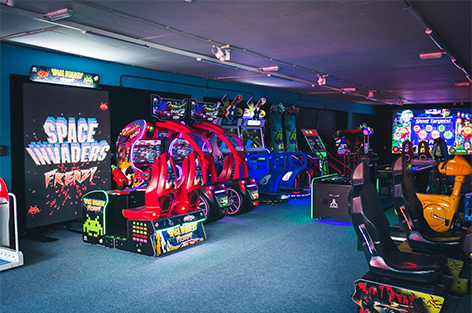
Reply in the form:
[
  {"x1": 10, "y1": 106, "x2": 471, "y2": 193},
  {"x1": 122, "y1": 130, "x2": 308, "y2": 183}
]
[
  {"x1": 392, "y1": 108, "x2": 472, "y2": 154},
  {"x1": 23, "y1": 83, "x2": 111, "y2": 229}
]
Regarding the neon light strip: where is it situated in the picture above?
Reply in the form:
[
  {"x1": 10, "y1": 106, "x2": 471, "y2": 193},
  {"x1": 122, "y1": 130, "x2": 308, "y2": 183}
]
[
  {"x1": 129, "y1": 121, "x2": 147, "y2": 174},
  {"x1": 399, "y1": 206, "x2": 412, "y2": 231},
  {"x1": 358, "y1": 224, "x2": 374, "y2": 255},
  {"x1": 312, "y1": 173, "x2": 339, "y2": 182}
]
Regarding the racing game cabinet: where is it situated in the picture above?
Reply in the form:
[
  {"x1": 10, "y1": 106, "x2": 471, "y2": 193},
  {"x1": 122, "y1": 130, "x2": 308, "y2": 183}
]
[{"x1": 122, "y1": 152, "x2": 177, "y2": 220}]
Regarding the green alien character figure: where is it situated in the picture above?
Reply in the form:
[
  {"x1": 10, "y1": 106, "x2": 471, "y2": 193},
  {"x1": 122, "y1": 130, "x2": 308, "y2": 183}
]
[
  {"x1": 83, "y1": 75, "x2": 94, "y2": 85},
  {"x1": 83, "y1": 214, "x2": 103, "y2": 238}
]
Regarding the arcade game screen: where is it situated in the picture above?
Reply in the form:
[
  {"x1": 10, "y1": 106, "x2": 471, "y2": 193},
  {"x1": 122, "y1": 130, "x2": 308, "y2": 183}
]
[
  {"x1": 131, "y1": 140, "x2": 161, "y2": 168},
  {"x1": 392, "y1": 108, "x2": 472, "y2": 154},
  {"x1": 242, "y1": 128, "x2": 264, "y2": 150},
  {"x1": 216, "y1": 133, "x2": 244, "y2": 152}
]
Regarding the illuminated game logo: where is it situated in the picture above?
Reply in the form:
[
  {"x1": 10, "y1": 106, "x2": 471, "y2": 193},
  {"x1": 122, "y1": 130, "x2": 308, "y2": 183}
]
[
  {"x1": 190, "y1": 99, "x2": 219, "y2": 122},
  {"x1": 82, "y1": 197, "x2": 106, "y2": 212},
  {"x1": 151, "y1": 95, "x2": 187, "y2": 121},
  {"x1": 400, "y1": 110, "x2": 414, "y2": 123},
  {"x1": 392, "y1": 108, "x2": 472, "y2": 155},
  {"x1": 30, "y1": 65, "x2": 100, "y2": 88},
  {"x1": 25, "y1": 117, "x2": 110, "y2": 166}
]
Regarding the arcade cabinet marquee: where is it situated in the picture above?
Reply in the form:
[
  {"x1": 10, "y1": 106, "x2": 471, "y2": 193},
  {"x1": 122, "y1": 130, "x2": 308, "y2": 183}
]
[{"x1": 392, "y1": 108, "x2": 472, "y2": 155}]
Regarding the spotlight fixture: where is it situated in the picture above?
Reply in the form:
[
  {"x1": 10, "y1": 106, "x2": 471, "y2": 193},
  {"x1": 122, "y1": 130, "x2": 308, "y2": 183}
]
[
  {"x1": 43, "y1": 8, "x2": 73, "y2": 21},
  {"x1": 455, "y1": 81, "x2": 471, "y2": 87},
  {"x1": 342, "y1": 88, "x2": 356, "y2": 93},
  {"x1": 317, "y1": 74, "x2": 327, "y2": 86},
  {"x1": 0, "y1": 0, "x2": 15, "y2": 7},
  {"x1": 419, "y1": 52, "x2": 445, "y2": 60},
  {"x1": 212, "y1": 45, "x2": 230, "y2": 61},
  {"x1": 368, "y1": 90, "x2": 374, "y2": 98},
  {"x1": 258, "y1": 66, "x2": 279, "y2": 72}
]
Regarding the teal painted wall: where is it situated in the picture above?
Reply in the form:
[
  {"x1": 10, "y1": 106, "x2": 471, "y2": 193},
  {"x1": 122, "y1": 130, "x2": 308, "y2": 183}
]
[{"x1": 0, "y1": 43, "x2": 375, "y2": 189}]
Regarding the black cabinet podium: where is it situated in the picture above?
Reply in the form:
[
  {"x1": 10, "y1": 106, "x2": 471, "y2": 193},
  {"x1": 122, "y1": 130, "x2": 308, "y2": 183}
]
[{"x1": 311, "y1": 176, "x2": 351, "y2": 220}]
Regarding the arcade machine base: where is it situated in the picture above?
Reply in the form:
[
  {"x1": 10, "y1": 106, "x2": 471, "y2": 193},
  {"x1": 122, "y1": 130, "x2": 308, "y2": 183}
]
[
  {"x1": 353, "y1": 271, "x2": 471, "y2": 313},
  {"x1": 0, "y1": 247, "x2": 24, "y2": 271},
  {"x1": 82, "y1": 190, "x2": 206, "y2": 257},
  {"x1": 0, "y1": 190, "x2": 24, "y2": 271},
  {"x1": 311, "y1": 176, "x2": 351, "y2": 220},
  {"x1": 258, "y1": 192, "x2": 289, "y2": 204}
]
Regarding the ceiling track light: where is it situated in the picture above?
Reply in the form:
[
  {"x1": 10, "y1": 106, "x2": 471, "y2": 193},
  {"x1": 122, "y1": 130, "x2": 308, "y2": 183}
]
[
  {"x1": 419, "y1": 52, "x2": 446, "y2": 60},
  {"x1": 212, "y1": 45, "x2": 230, "y2": 62},
  {"x1": 258, "y1": 66, "x2": 279, "y2": 72},
  {"x1": 317, "y1": 74, "x2": 328, "y2": 86},
  {"x1": 341, "y1": 88, "x2": 356, "y2": 94},
  {"x1": 0, "y1": 0, "x2": 15, "y2": 7},
  {"x1": 43, "y1": 8, "x2": 73, "y2": 21}
]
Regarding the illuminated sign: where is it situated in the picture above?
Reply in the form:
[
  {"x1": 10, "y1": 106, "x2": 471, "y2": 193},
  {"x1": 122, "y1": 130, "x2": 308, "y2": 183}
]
[
  {"x1": 247, "y1": 120, "x2": 262, "y2": 126},
  {"x1": 190, "y1": 99, "x2": 220, "y2": 122},
  {"x1": 22, "y1": 83, "x2": 110, "y2": 229},
  {"x1": 30, "y1": 65, "x2": 100, "y2": 88},
  {"x1": 154, "y1": 220, "x2": 205, "y2": 256},
  {"x1": 151, "y1": 95, "x2": 187, "y2": 121}
]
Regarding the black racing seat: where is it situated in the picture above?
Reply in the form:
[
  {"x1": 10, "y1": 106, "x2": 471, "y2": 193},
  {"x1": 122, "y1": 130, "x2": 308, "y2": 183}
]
[
  {"x1": 392, "y1": 156, "x2": 466, "y2": 255},
  {"x1": 351, "y1": 160, "x2": 446, "y2": 284}
]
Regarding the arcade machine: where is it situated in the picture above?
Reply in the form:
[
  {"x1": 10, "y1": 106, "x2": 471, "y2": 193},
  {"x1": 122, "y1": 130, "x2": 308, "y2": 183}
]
[
  {"x1": 80, "y1": 97, "x2": 210, "y2": 256},
  {"x1": 310, "y1": 125, "x2": 377, "y2": 220},
  {"x1": 115, "y1": 119, "x2": 160, "y2": 189},
  {"x1": 303, "y1": 128, "x2": 352, "y2": 220},
  {"x1": 191, "y1": 99, "x2": 259, "y2": 215},
  {"x1": 151, "y1": 96, "x2": 229, "y2": 222},
  {"x1": 276, "y1": 104, "x2": 311, "y2": 198},
  {"x1": 242, "y1": 100, "x2": 311, "y2": 201},
  {"x1": 302, "y1": 128, "x2": 347, "y2": 219},
  {"x1": 0, "y1": 178, "x2": 23, "y2": 271},
  {"x1": 242, "y1": 100, "x2": 294, "y2": 203},
  {"x1": 301, "y1": 128, "x2": 341, "y2": 179},
  {"x1": 215, "y1": 96, "x2": 287, "y2": 202},
  {"x1": 350, "y1": 160, "x2": 471, "y2": 313},
  {"x1": 333, "y1": 124, "x2": 377, "y2": 177}
]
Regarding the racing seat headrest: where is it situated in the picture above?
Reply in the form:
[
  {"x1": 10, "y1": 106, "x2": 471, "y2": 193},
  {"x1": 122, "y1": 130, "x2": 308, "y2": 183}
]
[{"x1": 351, "y1": 160, "x2": 370, "y2": 187}]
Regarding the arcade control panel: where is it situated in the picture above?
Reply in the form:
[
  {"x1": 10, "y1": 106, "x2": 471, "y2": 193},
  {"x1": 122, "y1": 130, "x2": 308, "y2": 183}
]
[{"x1": 302, "y1": 129, "x2": 326, "y2": 152}]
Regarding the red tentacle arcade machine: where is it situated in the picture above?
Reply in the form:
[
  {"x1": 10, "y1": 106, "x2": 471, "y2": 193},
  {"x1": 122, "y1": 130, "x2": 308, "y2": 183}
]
[
  {"x1": 190, "y1": 99, "x2": 259, "y2": 215},
  {"x1": 81, "y1": 98, "x2": 207, "y2": 257},
  {"x1": 151, "y1": 96, "x2": 230, "y2": 223}
]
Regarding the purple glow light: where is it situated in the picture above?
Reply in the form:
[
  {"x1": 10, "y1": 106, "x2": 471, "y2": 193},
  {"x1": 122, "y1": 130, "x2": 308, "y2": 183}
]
[{"x1": 316, "y1": 220, "x2": 352, "y2": 226}]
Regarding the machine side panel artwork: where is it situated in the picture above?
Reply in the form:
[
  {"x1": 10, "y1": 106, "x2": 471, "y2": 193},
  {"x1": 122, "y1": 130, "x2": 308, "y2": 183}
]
[{"x1": 23, "y1": 83, "x2": 111, "y2": 229}]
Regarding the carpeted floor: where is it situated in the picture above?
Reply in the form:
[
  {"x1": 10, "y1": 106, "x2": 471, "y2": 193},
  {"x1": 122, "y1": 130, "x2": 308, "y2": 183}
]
[{"x1": 1, "y1": 198, "x2": 372, "y2": 313}]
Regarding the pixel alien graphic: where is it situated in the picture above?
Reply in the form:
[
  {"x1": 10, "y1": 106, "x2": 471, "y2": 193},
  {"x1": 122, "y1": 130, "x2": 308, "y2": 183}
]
[{"x1": 83, "y1": 214, "x2": 103, "y2": 237}]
